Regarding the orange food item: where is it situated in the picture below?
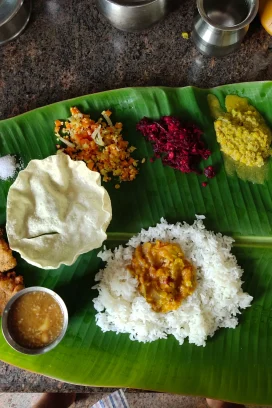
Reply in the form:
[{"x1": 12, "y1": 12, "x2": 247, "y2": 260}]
[
  {"x1": 259, "y1": 0, "x2": 272, "y2": 35},
  {"x1": 128, "y1": 241, "x2": 196, "y2": 313},
  {"x1": 0, "y1": 236, "x2": 17, "y2": 273},
  {"x1": 0, "y1": 271, "x2": 24, "y2": 315},
  {"x1": 55, "y1": 108, "x2": 139, "y2": 184}
]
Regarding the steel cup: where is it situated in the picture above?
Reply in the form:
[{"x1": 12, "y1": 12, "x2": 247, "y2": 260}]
[{"x1": 192, "y1": 0, "x2": 259, "y2": 57}]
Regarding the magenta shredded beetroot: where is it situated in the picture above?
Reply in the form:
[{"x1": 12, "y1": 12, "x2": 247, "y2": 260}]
[
  {"x1": 137, "y1": 116, "x2": 214, "y2": 175},
  {"x1": 204, "y1": 166, "x2": 216, "y2": 178}
]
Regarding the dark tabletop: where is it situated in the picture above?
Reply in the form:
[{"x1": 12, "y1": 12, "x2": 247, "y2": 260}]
[
  {"x1": 1, "y1": 0, "x2": 272, "y2": 122},
  {"x1": 0, "y1": 0, "x2": 272, "y2": 392}
]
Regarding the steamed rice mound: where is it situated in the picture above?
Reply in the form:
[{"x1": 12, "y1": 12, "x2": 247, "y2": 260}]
[{"x1": 93, "y1": 216, "x2": 252, "y2": 346}]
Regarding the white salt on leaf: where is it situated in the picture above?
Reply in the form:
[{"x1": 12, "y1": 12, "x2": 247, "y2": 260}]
[{"x1": 0, "y1": 155, "x2": 16, "y2": 180}]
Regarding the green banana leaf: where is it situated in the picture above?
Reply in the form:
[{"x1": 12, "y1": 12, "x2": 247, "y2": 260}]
[{"x1": 1, "y1": 82, "x2": 272, "y2": 404}]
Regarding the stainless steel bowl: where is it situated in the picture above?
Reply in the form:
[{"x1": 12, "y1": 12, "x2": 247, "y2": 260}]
[
  {"x1": 96, "y1": 0, "x2": 169, "y2": 32},
  {"x1": 2, "y1": 286, "x2": 68, "y2": 355},
  {"x1": 192, "y1": 0, "x2": 259, "y2": 57},
  {"x1": 0, "y1": 0, "x2": 32, "y2": 46}
]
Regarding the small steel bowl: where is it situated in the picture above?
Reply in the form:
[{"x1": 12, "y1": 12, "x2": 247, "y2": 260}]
[
  {"x1": 96, "y1": 0, "x2": 169, "y2": 32},
  {"x1": 2, "y1": 286, "x2": 68, "y2": 355},
  {"x1": 192, "y1": 0, "x2": 259, "y2": 57},
  {"x1": 0, "y1": 0, "x2": 32, "y2": 46}
]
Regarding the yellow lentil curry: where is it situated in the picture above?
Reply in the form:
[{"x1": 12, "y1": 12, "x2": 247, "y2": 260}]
[
  {"x1": 128, "y1": 241, "x2": 196, "y2": 313},
  {"x1": 209, "y1": 94, "x2": 272, "y2": 168}
]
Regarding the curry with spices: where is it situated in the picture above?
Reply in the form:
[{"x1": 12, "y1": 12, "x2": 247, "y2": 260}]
[{"x1": 128, "y1": 240, "x2": 196, "y2": 313}]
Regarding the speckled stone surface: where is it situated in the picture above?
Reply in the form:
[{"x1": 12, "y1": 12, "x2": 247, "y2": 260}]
[
  {"x1": 0, "y1": 0, "x2": 272, "y2": 121},
  {"x1": 0, "y1": 0, "x2": 272, "y2": 394}
]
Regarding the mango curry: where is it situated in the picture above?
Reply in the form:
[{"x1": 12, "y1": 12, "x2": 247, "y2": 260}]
[{"x1": 128, "y1": 240, "x2": 196, "y2": 313}]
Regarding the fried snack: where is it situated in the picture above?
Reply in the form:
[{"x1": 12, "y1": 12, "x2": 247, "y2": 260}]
[
  {"x1": 0, "y1": 236, "x2": 17, "y2": 272},
  {"x1": 6, "y1": 154, "x2": 112, "y2": 269},
  {"x1": 0, "y1": 271, "x2": 24, "y2": 315}
]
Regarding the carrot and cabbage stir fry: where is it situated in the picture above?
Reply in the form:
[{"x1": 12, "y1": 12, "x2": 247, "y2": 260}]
[{"x1": 55, "y1": 107, "x2": 139, "y2": 186}]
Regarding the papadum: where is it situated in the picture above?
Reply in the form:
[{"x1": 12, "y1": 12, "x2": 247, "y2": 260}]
[{"x1": 6, "y1": 154, "x2": 112, "y2": 269}]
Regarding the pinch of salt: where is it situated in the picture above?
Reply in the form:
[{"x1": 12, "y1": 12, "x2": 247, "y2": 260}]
[{"x1": 0, "y1": 155, "x2": 16, "y2": 180}]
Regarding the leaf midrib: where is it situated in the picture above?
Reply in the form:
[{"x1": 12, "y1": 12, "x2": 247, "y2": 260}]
[{"x1": 106, "y1": 232, "x2": 272, "y2": 248}]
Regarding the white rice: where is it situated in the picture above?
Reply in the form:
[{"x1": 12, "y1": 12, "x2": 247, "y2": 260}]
[{"x1": 93, "y1": 216, "x2": 252, "y2": 346}]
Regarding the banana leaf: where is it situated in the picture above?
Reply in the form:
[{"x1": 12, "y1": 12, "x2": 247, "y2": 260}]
[{"x1": 0, "y1": 82, "x2": 272, "y2": 404}]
